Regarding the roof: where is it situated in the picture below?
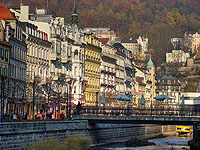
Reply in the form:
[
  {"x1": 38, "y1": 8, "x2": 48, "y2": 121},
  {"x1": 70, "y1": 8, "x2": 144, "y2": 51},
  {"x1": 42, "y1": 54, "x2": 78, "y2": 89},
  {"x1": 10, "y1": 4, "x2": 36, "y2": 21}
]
[
  {"x1": 112, "y1": 43, "x2": 125, "y2": 49},
  {"x1": 121, "y1": 39, "x2": 137, "y2": 43},
  {"x1": 161, "y1": 75, "x2": 176, "y2": 80},
  {"x1": 147, "y1": 57, "x2": 154, "y2": 70},
  {"x1": 98, "y1": 38, "x2": 109, "y2": 44},
  {"x1": 0, "y1": 40, "x2": 11, "y2": 47},
  {"x1": 0, "y1": 3, "x2": 16, "y2": 20}
]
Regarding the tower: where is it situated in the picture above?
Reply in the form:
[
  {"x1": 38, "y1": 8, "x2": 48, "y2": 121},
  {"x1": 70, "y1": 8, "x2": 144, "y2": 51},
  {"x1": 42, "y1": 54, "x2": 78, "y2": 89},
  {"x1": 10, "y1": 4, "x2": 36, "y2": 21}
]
[{"x1": 72, "y1": 0, "x2": 78, "y2": 25}]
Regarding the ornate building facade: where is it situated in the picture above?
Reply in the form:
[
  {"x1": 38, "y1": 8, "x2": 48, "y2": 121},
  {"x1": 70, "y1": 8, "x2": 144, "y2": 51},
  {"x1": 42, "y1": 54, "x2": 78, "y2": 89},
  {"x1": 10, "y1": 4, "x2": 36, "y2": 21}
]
[
  {"x1": 84, "y1": 34, "x2": 101, "y2": 106},
  {"x1": 99, "y1": 43, "x2": 117, "y2": 96},
  {"x1": 0, "y1": 5, "x2": 27, "y2": 110},
  {"x1": 0, "y1": 19, "x2": 11, "y2": 118}
]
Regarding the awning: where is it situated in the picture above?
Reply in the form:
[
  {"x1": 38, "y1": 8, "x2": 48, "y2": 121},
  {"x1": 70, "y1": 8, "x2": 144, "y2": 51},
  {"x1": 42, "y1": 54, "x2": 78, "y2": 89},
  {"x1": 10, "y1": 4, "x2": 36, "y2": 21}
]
[
  {"x1": 14, "y1": 99, "x2": 22, "y2": 104},
  {"x1": 81, "y1": 104, "x2": 88, "y2": 109}
]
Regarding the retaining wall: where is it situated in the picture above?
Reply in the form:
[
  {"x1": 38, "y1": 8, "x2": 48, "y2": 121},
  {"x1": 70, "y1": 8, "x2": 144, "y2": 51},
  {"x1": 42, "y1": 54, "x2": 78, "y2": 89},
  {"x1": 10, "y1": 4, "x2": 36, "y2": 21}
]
[{"x1": 0, "y1": 121, "x2": 177, "y2": 150}]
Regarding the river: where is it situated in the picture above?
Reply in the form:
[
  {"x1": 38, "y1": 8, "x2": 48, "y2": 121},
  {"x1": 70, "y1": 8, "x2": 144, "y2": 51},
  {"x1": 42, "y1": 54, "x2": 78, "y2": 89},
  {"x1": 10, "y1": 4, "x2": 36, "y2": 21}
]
[{"x1": 102, "y1": 136, "x2": 192, "y2": 150}]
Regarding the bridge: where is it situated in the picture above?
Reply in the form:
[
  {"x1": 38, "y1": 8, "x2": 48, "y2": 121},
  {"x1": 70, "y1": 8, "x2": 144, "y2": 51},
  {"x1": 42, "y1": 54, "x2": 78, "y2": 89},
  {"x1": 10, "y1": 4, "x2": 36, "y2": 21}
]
[
  {"x1": 73, "y1": 115, "x2": 200, "y2": 125},
  {"x1": 73, "y1": 106, "x2": 200, "y2": 125}
]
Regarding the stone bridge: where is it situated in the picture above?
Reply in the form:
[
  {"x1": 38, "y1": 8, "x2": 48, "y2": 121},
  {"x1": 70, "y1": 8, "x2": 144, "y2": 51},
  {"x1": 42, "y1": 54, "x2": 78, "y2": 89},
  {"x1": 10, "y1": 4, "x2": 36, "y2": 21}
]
[{"x1": 73, "y1": 115, "x2": 200, "y2": 125}]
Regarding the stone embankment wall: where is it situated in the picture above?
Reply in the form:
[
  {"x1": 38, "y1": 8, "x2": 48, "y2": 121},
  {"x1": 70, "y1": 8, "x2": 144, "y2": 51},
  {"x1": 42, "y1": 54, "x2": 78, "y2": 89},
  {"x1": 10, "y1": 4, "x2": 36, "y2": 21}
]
[
  {"x1": 0, "y1": 121, "x2": 89, "y2": 150},
  {"x1": 92, "y1": 124, "x2": 177, "y2": 144},
  {"x1": 0, "y1": 121, "x2": 177, "y2": 150}
]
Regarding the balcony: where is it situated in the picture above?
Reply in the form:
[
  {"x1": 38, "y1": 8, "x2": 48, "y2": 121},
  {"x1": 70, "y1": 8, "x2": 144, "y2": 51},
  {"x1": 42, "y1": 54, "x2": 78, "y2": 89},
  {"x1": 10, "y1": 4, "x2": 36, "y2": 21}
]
[{"x1": 50, "y1": 51, "x2": 57, "y2": 61}]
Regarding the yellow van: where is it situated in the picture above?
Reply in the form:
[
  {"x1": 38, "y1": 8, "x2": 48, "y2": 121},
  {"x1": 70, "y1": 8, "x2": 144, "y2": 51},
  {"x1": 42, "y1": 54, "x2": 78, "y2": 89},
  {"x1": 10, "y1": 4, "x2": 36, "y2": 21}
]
[{"x1": 176, "y1": 125, "x2": 191, "y2": 137}]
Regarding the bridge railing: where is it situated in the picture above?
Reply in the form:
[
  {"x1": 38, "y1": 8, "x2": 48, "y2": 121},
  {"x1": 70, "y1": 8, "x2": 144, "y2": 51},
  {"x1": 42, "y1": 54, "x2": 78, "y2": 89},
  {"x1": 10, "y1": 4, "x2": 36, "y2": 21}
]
[{"x1": 74, "y1": 105, "x2": 200, "y2": 117}]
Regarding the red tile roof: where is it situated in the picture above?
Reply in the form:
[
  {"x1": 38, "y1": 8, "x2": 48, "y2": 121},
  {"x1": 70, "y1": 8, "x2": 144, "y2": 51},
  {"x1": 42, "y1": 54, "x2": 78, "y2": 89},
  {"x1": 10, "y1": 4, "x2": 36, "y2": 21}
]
[
  {"x1": 98, "y1": 38, "x2": 109, "y2": 44},
  {"x1": 0, "y1": 3, "x2": 16, "y2": 20}
]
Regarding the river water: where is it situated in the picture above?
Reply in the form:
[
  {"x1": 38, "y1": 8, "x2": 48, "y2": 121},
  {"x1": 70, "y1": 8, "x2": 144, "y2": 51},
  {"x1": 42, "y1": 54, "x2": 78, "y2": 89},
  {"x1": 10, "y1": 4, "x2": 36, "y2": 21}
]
[{"x1": 102, "y1": 136, "x2": 192, "y2": 150}]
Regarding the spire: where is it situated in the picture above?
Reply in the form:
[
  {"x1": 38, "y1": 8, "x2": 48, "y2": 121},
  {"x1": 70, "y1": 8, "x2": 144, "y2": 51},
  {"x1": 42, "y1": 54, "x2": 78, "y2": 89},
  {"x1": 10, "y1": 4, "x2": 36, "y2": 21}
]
[
  {"x1": 73, "y1": 0, "x2": 77, "y2": 14},
  {"x1": 72, "y1": 0, "x2": 78, "y2": 25},
  {"x1": 147, "y1": 56, "x2": 154, "y2": 70}
]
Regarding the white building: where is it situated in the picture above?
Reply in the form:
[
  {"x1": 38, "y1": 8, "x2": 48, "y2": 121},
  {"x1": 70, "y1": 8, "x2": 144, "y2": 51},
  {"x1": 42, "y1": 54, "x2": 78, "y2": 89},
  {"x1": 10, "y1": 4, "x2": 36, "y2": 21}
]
[
  {"x1": 10, "y1": 3, "x2": 85, "y2": 105},
  {"x1": 181, "y1": 92, "x2": 200, "y2": 105},
  {"x1": 137, "y1": 36, "x2": 148, "y2": 53},
  {"x1": 185, "y1": 32, "x2": 200, "y2": 53},
  {"x1": 166, "y1": 50, "x2": 190, "y2": 65},
  {"x1": 99, "y1": 43, "x2": 117, "y2": 94}
]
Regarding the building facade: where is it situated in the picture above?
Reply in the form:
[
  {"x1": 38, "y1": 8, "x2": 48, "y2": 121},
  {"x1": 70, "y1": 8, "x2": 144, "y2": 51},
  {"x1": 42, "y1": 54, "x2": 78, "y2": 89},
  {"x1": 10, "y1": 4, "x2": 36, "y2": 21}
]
[
  {"x1": 0, "y1": 5, "x2": 28, "y2": 112},
  {"x1": 155, "y1": 74, "x2": 181, "y2": 107},
  {"x1": 99, "y1": 43, "x2": 117, "y2": 96},
  {"x1": 137, "y1": 36, "x2": 148, "y2": 54},
  {"x1": 113, "y1": 43, "x2": 125, "y2": 95},
  {"x1": 0, "y1": 19, "x2": 11, "y2": 118},
  {"x1": 166, "y1": 50, "x2": 190, "y2": 66},
  {"x1": 84, "y1": 34, "x2": 101, "y2": 106}
]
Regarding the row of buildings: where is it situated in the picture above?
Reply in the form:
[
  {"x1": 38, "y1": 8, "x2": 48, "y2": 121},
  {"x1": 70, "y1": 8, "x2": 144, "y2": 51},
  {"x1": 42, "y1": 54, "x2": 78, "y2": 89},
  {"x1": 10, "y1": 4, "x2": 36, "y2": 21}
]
[
  {"x1": 2, "y1": 2, "x2": 198, "y2": 118},
  {"x1": 0, "y1": 3, "x2": 157, "y2": 117}
]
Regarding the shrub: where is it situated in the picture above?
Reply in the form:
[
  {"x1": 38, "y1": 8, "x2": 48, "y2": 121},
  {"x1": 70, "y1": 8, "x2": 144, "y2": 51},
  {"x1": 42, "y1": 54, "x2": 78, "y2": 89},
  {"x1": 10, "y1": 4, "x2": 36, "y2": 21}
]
[
  {"x1": 29, "y1": 139, "x2": 65, "y2": 150},
  {"x1": 63, "y1": 136, "x2": 92, "y2": 150}
]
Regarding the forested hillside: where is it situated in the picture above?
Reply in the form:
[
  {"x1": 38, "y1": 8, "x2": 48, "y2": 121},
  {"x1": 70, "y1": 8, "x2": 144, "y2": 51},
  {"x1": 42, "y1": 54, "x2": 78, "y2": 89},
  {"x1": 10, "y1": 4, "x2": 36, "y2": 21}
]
[{"x1": 3, "y1": 0, "x2": 200, "y2": 65}]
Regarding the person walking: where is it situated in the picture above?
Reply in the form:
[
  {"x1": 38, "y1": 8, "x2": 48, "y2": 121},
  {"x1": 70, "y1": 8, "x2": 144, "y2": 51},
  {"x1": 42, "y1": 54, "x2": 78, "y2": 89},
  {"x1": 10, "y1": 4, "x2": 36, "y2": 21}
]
[{"x1": 76, "y1": 102, "x2": 82, "y2": 115}]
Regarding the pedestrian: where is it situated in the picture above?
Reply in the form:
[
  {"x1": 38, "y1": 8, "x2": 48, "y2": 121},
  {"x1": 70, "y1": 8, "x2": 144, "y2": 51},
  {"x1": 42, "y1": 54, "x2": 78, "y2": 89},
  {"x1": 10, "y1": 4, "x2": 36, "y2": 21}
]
[
  {"x1": 76, "y1": 102, "x2": 82, "y2": 115},
  {"x1": 24, "y1": 112, "x2": 28, "y2": 120}
]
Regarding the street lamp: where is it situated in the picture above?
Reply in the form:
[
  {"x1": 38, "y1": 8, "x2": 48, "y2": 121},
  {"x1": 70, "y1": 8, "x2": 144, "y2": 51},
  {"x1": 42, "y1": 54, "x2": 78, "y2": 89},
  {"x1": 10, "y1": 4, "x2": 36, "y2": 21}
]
[
  {"x1": 67, "y1": 78, "x2": 75, "y2": 120},
  {"x1": 26, "y1": 70, "x2": 36, "y2": 120}
]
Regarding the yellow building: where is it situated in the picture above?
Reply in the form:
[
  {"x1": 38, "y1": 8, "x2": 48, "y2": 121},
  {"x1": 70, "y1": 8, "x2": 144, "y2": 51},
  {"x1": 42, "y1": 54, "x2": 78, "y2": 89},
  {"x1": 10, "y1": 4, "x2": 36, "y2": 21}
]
[{"x1": 84, "y1": 34, "x2": 101, "y2": 106}]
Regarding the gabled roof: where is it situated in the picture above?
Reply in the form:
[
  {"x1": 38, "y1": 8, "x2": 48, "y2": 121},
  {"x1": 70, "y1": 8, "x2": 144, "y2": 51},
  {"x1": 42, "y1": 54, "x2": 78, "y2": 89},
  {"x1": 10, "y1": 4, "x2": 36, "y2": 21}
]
[{"x1": 0, "y1": 3, "x2": 16, "y2": 20}]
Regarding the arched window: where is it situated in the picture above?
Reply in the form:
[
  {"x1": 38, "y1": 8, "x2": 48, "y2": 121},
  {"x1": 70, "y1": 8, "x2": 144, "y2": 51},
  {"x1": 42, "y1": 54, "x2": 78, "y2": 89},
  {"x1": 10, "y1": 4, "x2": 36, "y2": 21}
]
[{"x1": 74, "y1": 50, "x2": 78, "y2": 59}]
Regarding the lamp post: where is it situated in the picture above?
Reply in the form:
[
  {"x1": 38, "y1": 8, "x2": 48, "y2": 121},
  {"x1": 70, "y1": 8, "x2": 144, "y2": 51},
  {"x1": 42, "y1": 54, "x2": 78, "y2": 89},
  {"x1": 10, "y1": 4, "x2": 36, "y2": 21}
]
[
  {"x1": 31, "y1": 73, "x2": 36, "y2": 120},
  {"x1": 68, "y1": 84, "x2": 72, "y2": 120},
  {"x1": 26, "y1": 70, "x2": 36, "y2": 120},
  {"x1": 66, "y1": 78, "x2": 75, "y2": 120}
]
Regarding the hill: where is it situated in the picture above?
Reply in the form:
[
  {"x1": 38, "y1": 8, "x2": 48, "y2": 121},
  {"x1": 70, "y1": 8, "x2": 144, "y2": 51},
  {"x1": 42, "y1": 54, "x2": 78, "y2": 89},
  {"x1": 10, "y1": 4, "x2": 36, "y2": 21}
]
[{"x1": 3, "y1": 0, "x2": 200, "y2": 65}]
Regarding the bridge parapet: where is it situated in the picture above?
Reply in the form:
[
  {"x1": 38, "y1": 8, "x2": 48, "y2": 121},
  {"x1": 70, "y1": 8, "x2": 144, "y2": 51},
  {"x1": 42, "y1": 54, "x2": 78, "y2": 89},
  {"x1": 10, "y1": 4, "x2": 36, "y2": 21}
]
[{"x1": 73, "y1": 115, "x2": 200, "y2": 125}]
